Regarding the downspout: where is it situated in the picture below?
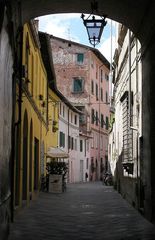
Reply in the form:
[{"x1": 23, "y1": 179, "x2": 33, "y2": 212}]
[
  {"x1": 128, "y1": 31, "x2": 138, "y2": 133},
  {"x1": 11, "y1": 2, "x2": 23, "y2": 222},
  {"x1": 136, "y1": 38, "x2": 140, "y2": 207},
  {"x1": 129, "y1": 31, "x2": 140, "y2": 206},
  {"x1": 128, "y1": 30, "x2": 132, "y2": 129},
  {"x1": 98, "y1": 65, "x2": 102, "y2": 180},
  {"x1": 110, "y1": 20, "x2": 113, "y2": 106},
  {"x1": 98, "y1": 63, "x2": 104, "y2": 179},
  {"x1": 68, "y1": 109, "x2": 70, "y2": 153},
  {"x1": 67, "y1": 108, "x2": 70, "y2": 182}
]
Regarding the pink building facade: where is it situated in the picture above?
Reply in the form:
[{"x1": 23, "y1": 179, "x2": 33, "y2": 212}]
[{"x1": 50, "y1": 36, "x2": 110, "y2": 181}]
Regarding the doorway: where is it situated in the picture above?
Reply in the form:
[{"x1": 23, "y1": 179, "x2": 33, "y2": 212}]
[
  {"x1": 34, "y1": 137, "x2": 39, "y2": 190},
  {"x1": 22, "y1": 111, "x2": 28, "y2": 200},
  {"x1": 80, "y1": 160, "x2": 84, "y2": 182},
  {"x1": 29, "y1": 120, "x2": 33, "y2": 198}
]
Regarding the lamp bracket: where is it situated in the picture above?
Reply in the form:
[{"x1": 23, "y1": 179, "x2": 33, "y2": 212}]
[{"x1": 91, "y1": 0, "x2": 98, "y2": 13}]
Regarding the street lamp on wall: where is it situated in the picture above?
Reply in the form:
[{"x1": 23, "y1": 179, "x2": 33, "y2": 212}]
[{"x1": 81, "y1": 0, "x2": 107, "y2": 47}]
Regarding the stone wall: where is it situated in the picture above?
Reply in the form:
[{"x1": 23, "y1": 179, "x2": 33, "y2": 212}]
[{"x1": 0, "y1": 6, "x2": 13, "y2": 240}]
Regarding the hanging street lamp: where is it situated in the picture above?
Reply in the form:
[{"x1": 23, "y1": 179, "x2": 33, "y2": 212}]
[{"x1": 81, "y1": 0, "x2": 107, "y2": 47}]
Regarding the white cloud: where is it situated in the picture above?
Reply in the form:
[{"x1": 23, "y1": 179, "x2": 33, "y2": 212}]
[
  {"x1": 38, "y1": 14, "x2": 81, "y2": 40},
  {"x1": 98, "y1": 36, "x2": 117, "y2": 62}
]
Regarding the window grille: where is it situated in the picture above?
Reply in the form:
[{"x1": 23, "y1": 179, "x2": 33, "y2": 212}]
[{"x1": 121, "y1": 92, "x2": 133, "y2": 163}]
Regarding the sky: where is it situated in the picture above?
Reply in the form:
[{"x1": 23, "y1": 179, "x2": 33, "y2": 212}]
[{"x1": 39, "y1": 13, "x2": 118, "y2": 63}]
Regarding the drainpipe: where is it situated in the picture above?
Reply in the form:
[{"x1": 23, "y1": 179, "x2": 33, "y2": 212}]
[
  {"x1": 128, "y1": 30, "x2": 132, "y2": 128},
  {"x1": 110, "y1": 19, "x2": 113, "y2": 106},
  {"x1": 68, "y1": 109, "x2": 70, "y2": 153},
  {"x1": 67, "y1": 108, "x2": 70, "y2": 181},
  {"x1": 98, "y1": 64, "x2": 104, "y2": 180},
  {"x1": 135, "y1": 38, "x2": 140, "y2": 207},
  {"x1": 128, "y1": 31, "x2": 138, "y2": 133}
]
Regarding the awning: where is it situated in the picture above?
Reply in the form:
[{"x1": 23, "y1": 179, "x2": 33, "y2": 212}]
[{"x1": 46, "y1": 147, "x2": 69, "y2": 159}]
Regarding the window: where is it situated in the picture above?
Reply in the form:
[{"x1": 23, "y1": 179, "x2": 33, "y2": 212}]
[
  {"x1": 106, "y1": 116, "x2": 109, "y2": 130},
  {"x1": 100, "y1": 69, "x2": 103, "y2": 82},
  {"x1": 120, "y1": 91, "x2": 133, "y2": 164},
  {"x1": 73, "y1": 78, "x2": 84, "y2": 93},
  {"x1": 96, "y1": 83, "x2": 98, "y2": 100},
  {"x1": 91, "y1": 80, "x2": 94, "y2": 94},
  {"x1": 85, "y1": 139, "x2": 86, "y2": 156},
  {"x1": 80, "y1": 140, "x2": 83, "y2": 152},
  {"x1": 106, "y1": 91, "x2": 108, "y2": 103},
  {"x1": 105, "y1": 73, "x2": 109, "y2": 81},
  {"x1": 75, "y1": 138, "x2": 77, "y2": 150},
  {"x1": 60, "y1": 132, "x2": 65, "y2": 147},
  {"x1": 71, "y1": 137, "x2": 74, "y2": 150},
  {"x1": 101, "y1": 88, "x2": 103, "y2": 102},
  {"x1": 96, "y1": 64, "x2": 98, "y2": 79},
  {"x1": 74, "y1": 115, "x2": 77, "y2": 125},
  {"x1": 59, "y1": 103, "x2": 62, "y2": 115},
  {"x1": 79, "y1": 114, "x2": 86, "y2": 125},
  {"x1": 86, "y1": 158, "x2": 89, "y2": 169},
  {"x1": 96, "y1": 111, "x2": 98, "y2": 126},
  {"x1": 77, "y1": 106, "x2": 86, "y2": 125},
  {"x1": 77, "y1": 53, "x2": 84, "y2": 63},
  {"x1": 91, "y1": 109, "x2": 95, "y2": 124},
  {"x1": 91, "y1": 58, "x2": 94, "y2": 68},
  {"x1": 71, "y1": 112, "x2": 73, "y2": 123},
  {"x1": 101, "y1": 114, "x2": 104, "y2": 128},
  {"x1": 63, "y1": 105, "x2": 65, "y2": 118},
  {"x1": 68, "y1": 136, "x2": 71, "y2": 149}
]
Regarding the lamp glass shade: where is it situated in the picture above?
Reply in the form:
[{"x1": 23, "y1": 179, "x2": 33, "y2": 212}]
[{"x1": 83, "y1": 17, "x2": 106, "y2": 47}]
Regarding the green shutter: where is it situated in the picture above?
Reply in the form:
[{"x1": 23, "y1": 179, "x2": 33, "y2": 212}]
[
  {"x1": 106, "y1": 117, "x2": 109, "y2": 130},
  {"x1": 77, "y1": 53, "x2": 84, "y2": 63},
  {"x1": 73, "y1": 78, "x2": 83, "y2": 92}
]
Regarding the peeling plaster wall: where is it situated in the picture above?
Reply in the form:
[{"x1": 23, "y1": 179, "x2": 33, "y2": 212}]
[{"x1": 50, "y1": 37, "x2": 90, "y2": 104}]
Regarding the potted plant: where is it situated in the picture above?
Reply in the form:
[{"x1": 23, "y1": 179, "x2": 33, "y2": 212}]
[{"x1": 46, "y1": 161, "x2": 68, "y2": 193}]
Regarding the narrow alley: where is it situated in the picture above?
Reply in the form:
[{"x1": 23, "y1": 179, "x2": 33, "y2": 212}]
[{"x1": 9, "y1": 182, "x2": 155, "y2": 240}]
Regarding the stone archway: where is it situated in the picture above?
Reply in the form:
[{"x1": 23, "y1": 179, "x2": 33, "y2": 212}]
[
  {"x1": 8, "y1": 0, "x2": 155, "y2": 221},
  {"x1": 11, "y1": 0, "x2": 155, "y2": 44}
]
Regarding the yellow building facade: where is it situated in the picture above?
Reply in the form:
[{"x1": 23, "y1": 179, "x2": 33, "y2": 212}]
[
  {"x1": 14, "y1": 21, "x2": 59, "y2": 209},
  {"x1": 46, "y1": 88, "x2": 59, "y2": 149}
]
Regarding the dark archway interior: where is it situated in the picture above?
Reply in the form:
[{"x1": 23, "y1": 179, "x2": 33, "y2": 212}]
[
  {"x1": 17, "y1": 0, "x2": 155, "y2": 45},
  {"x1": 10, "y1": 0, "x2": 155, "y2": 221}
]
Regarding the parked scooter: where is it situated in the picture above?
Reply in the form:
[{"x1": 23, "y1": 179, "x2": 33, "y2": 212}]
[{"x1": 103, "y1": 172, "x2": 113, "y2": 186}]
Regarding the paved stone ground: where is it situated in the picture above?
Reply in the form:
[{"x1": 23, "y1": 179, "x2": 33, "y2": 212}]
[{"x1": 9, "y1": 182, "x2": 155, "y2": 240}]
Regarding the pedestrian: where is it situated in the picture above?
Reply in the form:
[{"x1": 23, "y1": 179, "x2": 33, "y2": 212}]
[{"x1": 85, "y1": 172, "x2": 88, "y2": 182}]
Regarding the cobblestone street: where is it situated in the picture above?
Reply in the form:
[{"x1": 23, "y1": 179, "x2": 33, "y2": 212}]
[{"x1": 9, "y1": 182, "x2": 155, "y2": 240}]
